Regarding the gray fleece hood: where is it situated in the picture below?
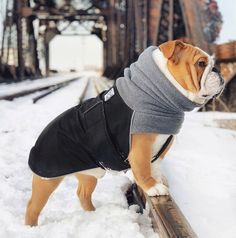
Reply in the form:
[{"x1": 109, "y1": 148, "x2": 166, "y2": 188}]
[{"x1": 116, "y1": 46, "x2": 201, "y2": 135}]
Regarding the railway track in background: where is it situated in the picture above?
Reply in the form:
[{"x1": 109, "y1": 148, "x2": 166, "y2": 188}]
[
  {"x1": 0, "y1": 76, "x2": 112, "y2": 104},
  {"x1": 0, "y1": 76, "x2": 81, "y2": 102},
  {"x1": 92, "y1": 76, "x2": 114, "y2": 94}
]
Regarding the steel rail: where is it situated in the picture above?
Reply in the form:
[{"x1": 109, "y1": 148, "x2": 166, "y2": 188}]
[
  {"x1": 145, "y1": 193, "x2": 197, "y2": 238},
  {"x1": 27, "y1": 76, "x2": 90, "y2": 104},
  {"x1": 0, "y1": 77, "x2": 80, "y2": 101},
  {"x1": 127, "y1": 183, "x2": 198, "y2": 238}
]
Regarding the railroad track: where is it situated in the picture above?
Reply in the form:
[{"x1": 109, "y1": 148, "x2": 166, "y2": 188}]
[
  {"x1": 144, "y1": 192, "x2": 197, "y2": 237},
  {"x1": 0, "y1": 76, "x2": 84, "y2": 102},
  {"x1": 126, "y1": 183, "x2": 197, "y2": 238},
  {"x1": 0, "y1": 76, "x2": 113, "y2": 103},
  {"x1": 92, "y1": 76, "x2": 114, "y2": 94}
]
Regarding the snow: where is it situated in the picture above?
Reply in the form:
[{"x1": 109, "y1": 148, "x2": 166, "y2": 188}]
[
  {"x1": 0, "y1": 75, "x2": 236, "y2": 237},
  {"x1": 162, "y1": 112, "x2": 236, "y2": 238}
]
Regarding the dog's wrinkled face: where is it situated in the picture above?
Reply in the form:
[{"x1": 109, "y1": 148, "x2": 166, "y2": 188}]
[{"x1": 160, "y1": 40, "x2": 225, "y2": 102}]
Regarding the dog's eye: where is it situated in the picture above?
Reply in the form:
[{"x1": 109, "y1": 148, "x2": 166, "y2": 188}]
[{"x1": 198, "y1": 61, "x2": 207, "y2": 68}]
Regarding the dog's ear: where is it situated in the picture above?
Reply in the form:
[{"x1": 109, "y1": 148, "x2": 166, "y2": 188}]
[{"x1": 159, "y1": 40, "x2": 186, "y2": 64}]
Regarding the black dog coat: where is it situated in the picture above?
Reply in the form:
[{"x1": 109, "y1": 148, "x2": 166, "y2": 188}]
[{"x1": 28, "y1": 86, "x2": 133, "y2": 178}]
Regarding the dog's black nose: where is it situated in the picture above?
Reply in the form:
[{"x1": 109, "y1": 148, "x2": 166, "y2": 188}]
[{"x1": 212, "y1": 67, "x2": 219, "y2": 73}]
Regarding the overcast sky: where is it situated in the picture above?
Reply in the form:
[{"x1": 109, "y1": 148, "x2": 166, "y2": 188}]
[
  {"x1": 216, "y1": 0, "x2": 236, "y2": 43},
  {"x1": 50, "y1": 35, "x2": 103, "y2": 71}
]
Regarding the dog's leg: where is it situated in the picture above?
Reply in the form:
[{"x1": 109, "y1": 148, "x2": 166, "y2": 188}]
[
  {"x1": 25, "y1": 175, "x2": 63, "y2": 226},
  {"x1": 129, "y1": 133, "x2": 158, "y2": 191},
  {"x1": 74, "y1": 173, "x2": 97, "y2": 211},
  {"x1": 129, "y1": 133, "x2": 169, "y2": 196}
]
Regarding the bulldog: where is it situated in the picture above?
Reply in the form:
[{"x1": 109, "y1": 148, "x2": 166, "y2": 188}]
[{"x1": 25, "y1": 40, "x2": 225, "y2": 226}]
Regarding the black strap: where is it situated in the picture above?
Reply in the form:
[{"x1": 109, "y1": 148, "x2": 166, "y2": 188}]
[{"x1": 151, "y1": 135, "x2": 173, "y2": 163}]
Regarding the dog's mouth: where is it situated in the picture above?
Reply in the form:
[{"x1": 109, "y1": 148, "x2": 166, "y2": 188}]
[
  {"x1": 199, "y1": 69, "x2": 225, "y2": 100},
  {"x1": 197, "y1": 54, "x2": 225, "y2": 101}
]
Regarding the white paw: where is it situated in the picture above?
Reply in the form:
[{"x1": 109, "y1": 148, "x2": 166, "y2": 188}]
[{"x1": 146, "y1": 183, "x2": 169, "y2": 196}]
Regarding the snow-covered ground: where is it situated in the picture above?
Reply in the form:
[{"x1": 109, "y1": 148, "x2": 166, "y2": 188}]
[
  {"x1": 0, "y1": 75, "x2": 236, "y2": 238},
  {"x1": 162, "y1": 112, "x2": 236, "y2": 238},
  {"x1": 0, "y1": 75, "x2": 155, "y2": 238}
]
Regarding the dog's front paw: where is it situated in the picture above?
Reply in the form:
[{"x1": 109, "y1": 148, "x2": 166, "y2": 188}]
[{"x1": 145, "y1": 183, "x2": 169, "y2": 196}]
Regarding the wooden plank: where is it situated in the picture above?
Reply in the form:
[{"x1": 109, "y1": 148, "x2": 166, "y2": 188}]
[
  {"x1": 214, "y1": 41, "x2": 236, "y2": 63},
  {"x1": 134, "y1": 0, "x2": 142, "y2": 53},
  {"x1": 15, "y1": 0, "x2": 25, "y2": 80},
  {"x1": 144, "y1": 194, "x2": 198, "y2": 238},
  {"x1": 168, "y1": 0, "x2": 173, "y2": 41},
  {"x1": 181, "y1": 0, "x2": 210, "y2": 53},
  {"x1": 148, "y1": 0, "x2": 163, "y2": 45}
]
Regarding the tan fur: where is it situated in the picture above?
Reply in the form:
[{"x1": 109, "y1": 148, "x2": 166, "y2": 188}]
[
  {"x1": 159, "y1": 40, "x2": 208, "y2": 93},
  {"x1": 128, "y1": 133, "x2": 173, "y2": 191},
  {"x1": 25, "y1": 173, "x2": 97, "y2": 226},
  {"x1": 75, "y1": 173, "x2": 97, "y2": 211},
  {"x1": 128, "y1": 133, "x2": 158, "y2": 190},
  {"x1": 25, "y1": 175, "x2": 64, "y2": 226}
]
